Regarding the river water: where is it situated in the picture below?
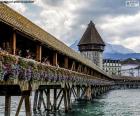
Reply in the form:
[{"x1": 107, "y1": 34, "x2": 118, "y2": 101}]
[{"x1": 0, "y1": 89, "x2": 140, "y2": 116}]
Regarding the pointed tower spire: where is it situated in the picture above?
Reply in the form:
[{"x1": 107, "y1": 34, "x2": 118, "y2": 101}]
[
  {"x1": 78, "y1": 21, "x2": 105, "y2": 69},
  {"x1": 78, "y1": 21, "x2": 105, "y2": 46}
]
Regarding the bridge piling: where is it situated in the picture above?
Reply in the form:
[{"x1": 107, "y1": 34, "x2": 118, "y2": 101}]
[{"x1": 5, "y1": 95, "x2": 11, "y2": 116}]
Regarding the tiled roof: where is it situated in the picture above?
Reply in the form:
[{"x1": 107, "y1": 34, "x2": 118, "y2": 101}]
[
  {"x1": 0, "y1": 4, "x2": 110, "y2": 78},
  {"x1": 78, "y1": 21, "x2": 105, "y2": 46}
]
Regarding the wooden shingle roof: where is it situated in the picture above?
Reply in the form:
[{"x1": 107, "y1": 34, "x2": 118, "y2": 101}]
[
  {"x1": 78, "y1": 21, "x2": 105, "y2": 46},
  {"x1": 0, "y1": 4, "x2": 110, "y2": 78}
]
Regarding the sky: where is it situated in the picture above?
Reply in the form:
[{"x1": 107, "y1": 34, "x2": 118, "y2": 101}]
[{"x1": 7, "y1": 0, "x2": 140, "y2": 52}]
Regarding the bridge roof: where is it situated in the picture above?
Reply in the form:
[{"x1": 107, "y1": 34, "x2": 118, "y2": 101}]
[{"x1": 0, "y1": 4, "x2": 111, "y2": 78}]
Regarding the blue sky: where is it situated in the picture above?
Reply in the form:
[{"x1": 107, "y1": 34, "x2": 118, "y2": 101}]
[{"x1": 7, "y1": 0, "x2": 140, "y2": 52}]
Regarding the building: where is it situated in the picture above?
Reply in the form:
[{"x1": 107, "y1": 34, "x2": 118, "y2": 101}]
[
  {"x1": 103, "y1": 59, "x2": 121, "y2": 76},
  {"x1": 121, "y1": 58, "x2": 140, "y2": 77},
  {"x1": 78, "y1": 21, "x2": 105, "y2": 69}
]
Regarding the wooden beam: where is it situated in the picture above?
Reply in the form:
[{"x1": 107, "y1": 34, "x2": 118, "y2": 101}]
[
  {"x1": 84, "y1": 67, "x2": 87, "y2": 74},
  {"x1": 77, "y1": 65, "x2": 81, "y2": 72},
  {"x1": 47, "y1": 89, "x2": 51, "y2": 110},
  {"x1": 53, "y1": 52, "x2": 57, "y2": 66},
  {"x1": 25, "y1": 96, "x2": 32, "y2": 116},
  {"x1": 36, "y1": 45, "x2": 42, "y2": 62},
  {"x1": 64, "y1": 57, "x2": 68, "y2": 69},
  {"x1": 63, "y1": 88, "x2": 68, "y2": 112},
  {"x1": 33, "y1": 90, "x2": 39, "y2": 111},
  {"x1": 53, "y1": 89, "x2": 57, "y2": 110},
  {"x1": 15, "y1": 96, "x2": 24, "y2": 116},
  {"x1": 71, "y1": 61, "x2": 75, "y2": 71},
  {"x1": 5, "y1": 96, "x2": 11, "y2": 116},
  {"x1": 12, "y1": 31, "x2": 16, "y2": 55}
]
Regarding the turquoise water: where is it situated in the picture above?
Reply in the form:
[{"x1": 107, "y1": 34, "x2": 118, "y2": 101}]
[
  {"x1": 1, "y1": 89, "x2": 140, "y2": 116},
  {"x1": 64, "y1": 89, "x2": 140, "y2": 116}
]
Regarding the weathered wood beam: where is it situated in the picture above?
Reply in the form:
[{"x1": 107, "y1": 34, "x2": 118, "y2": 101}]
[
  {"x1": 84, "y1": 67, "x2": 87, "y2": 74},
  {"x1": 53, "y1": 52, "x2": 58, "y2": 66},
  {"x1": 53, "y1": 89, "x2": 57, "y2": 111},
  {"x1": 15, "y1": 96, "x2": 24, "y2": 116},
  {"x1": 57, "y1": 94, "x2": 64, "y2": 110},
  {"x1": 37, "y1": 90, "x2": 43, "y2": 110},
  {"x1": 12, "y1": 31, "x2": 16, "y2": 55},
  {"x1": 63, "y1": 88, "x2": 68, "y2": 112},
  {"x1": 64, "y1": 57, "x2": 69, "y2": 69},
  {"x1": 5, "y1": 96, "x2": 11, "y2": 116},
  {"x1": 47, "y1": 89, "x2": 50, "y2": 110},
  {"x1": 25, "y1": 96, "x2": 32, "y2": 116},
  {"x1": 36, "y1": 45, "x2": 42, "y2": 62},
  {"x1": 33, "y1": 90, "x2": 39, "y2": 111},
  {"x1": 77, "y1": 65, "x2": 81, "y2": 72},
  {"x1": 56, "y1": 89, "x2": 63, "y2": 100},
  {"x1": 71, "y1": 61, "x2": 75, "y2": 71}
]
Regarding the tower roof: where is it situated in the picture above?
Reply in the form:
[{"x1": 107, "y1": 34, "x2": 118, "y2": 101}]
[{"x1": 78, "y1": 21, "x2": 105, "y2": 46}]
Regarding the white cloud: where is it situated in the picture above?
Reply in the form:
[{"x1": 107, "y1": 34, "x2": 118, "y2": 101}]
[
  {"x1": 7, "y1": 3, "x2": 27, "y2": 13},
  {"x1": 99, "y1": 12, "x2": 140, "y2": 52},
  {"x1": 7, "y1": 0, "x2": 140, "y2": 52}
]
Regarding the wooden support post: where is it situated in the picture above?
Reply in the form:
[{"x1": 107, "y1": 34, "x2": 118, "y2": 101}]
[
  {"x1": 15, "y1": 96, "x2": 24, "y2": 116},
  {"x1": 77, "y1": 86, "x2": 80, "y2": 99},
  {"x1": 53, "y1": 52, "x2": 57, "y2": 66},
  {"x1": 36, "y1": 45, "x2": 42, "y2": 62},
  {"x1": 63, "y1": 88, "x2": 68, "y2": 112},
  {"x1": 64, "y1": 57, "x2": 68, "y2": 69},
  {"x1": 38, "y1": 90, "x2": 43, "y2": 110},
  {"x1": 77, "y1": 65, "x2": 82, "y2": 72},
  {"x1": 71, "y1": 87, "x2": 77, "y2": 99},
  {"x1": 84, "y1": 67, "x2": 87, "y2": 74},
  {"x1": 71, "y1": 61, "x2": 75, "y2": 71},
  {"x1": 12, "y1": 31, "x2": 16, "y2": 55},
  {"x1": 33, "y1": 90, "x2": 39, "y2": 111},
  {"x1": 25, "y1": 96, "x2": 32, "y2": 116},
  {"x1": 67, "y1": 88, "x2": 71, "y2": 110},
  {"x1": 47, "y1": 89, "x2": 50, "y2": 110},
  {"x1": 5, "y1": 96, "x2": 11, "y2": 116},
  {"x1": 53, "y1": 89, "x2": 57, "y2": 111},
  {"x1": 16, "y1": 94, "x2": 31, "y2": 116},
  {"x1": 57, "y1": 94, "x2": 64, "y2": 110}
]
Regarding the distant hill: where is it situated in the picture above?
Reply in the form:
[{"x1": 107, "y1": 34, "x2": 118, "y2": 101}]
[
  {"x1": 104, "y1": 43, "x2": 135, "y2": 54},
  {"x1": 104, "y1": 53, "x2": 140, "y2": 60},
  {"x1": 70, "y1": 40, "x2": 140, "y2": 60},
  {"x1": 121, "y1": 58, "x2": 140, "y2": 65},
  {"x1": 70, "y1": 40, "x2": 79, "y2": 51}
]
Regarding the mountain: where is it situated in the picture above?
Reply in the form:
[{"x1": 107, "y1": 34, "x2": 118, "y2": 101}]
[
  {"x1": 103, "y1": 53, "x2": 140, "y2": 60},
  {"x1": 70, "y1": 40, "x2": 79, "y2": 51},
  {"x1": 104, "y1": 43, "x2": 135, "y2": 54},
  {"x1": 70, "y1": 40, "x2": 140, "y2": 60}
]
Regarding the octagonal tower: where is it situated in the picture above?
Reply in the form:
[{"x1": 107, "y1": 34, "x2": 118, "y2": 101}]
[{"x1": 78, "y1": 21, "x2": 105, "y2": 69}]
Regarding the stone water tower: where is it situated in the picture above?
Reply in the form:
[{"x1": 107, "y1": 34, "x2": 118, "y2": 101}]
[{"x1": 78, "y1": 21, "x2": 105, "y2": 69}]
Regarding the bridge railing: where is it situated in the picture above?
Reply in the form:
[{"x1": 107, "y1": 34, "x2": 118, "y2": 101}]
[{"x1": 0, "y1": 51, "x2": 113, "y2": 90}]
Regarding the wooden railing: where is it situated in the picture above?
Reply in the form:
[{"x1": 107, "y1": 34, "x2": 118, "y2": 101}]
[{"x1": 0, "y1": 51, "x2": 113, "y2": 90}]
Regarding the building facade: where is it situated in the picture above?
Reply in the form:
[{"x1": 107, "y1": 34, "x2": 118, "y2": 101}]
[
  {"x1": 103, "y1": 59, "x2": 121, "y2": 76},
  {"x1": 78, "y1": 21, "x2": 105, "y2": 69}
]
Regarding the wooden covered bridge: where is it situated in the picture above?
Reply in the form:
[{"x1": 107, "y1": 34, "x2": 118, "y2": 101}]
[{"x1": 0, "y1": 4, "x2": 139, "y2": 116}]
